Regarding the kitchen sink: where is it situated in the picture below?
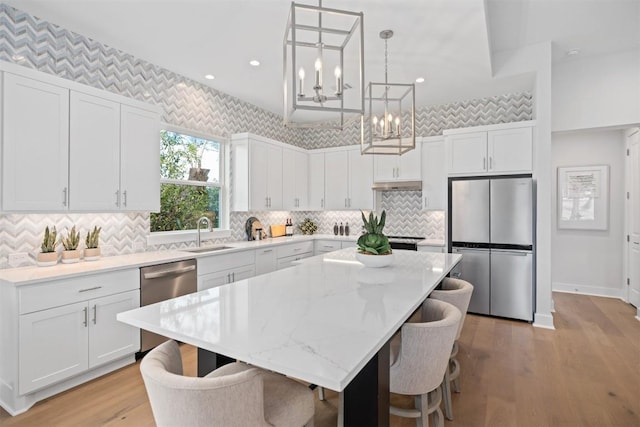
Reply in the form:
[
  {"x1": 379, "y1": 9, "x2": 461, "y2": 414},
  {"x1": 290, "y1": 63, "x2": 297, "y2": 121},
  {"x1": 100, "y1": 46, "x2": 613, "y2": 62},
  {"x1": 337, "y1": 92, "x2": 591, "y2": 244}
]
[{"x1": 185, "y1": 246, "x2": 235, "y2": 253}]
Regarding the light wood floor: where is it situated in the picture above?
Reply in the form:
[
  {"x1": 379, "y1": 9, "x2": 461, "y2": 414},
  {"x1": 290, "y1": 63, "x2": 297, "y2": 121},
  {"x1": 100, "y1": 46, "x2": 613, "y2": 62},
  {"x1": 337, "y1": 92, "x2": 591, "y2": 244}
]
[{"x1": 2, "y1": 292, "x2": 639, "y2": 427}]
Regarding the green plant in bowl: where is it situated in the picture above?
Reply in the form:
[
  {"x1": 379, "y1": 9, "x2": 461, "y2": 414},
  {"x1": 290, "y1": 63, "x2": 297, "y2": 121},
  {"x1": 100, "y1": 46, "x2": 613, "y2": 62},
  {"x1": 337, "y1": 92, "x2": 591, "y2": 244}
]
[{"x1": 357, "y1": 211, "x2": 392, "y2": 255}]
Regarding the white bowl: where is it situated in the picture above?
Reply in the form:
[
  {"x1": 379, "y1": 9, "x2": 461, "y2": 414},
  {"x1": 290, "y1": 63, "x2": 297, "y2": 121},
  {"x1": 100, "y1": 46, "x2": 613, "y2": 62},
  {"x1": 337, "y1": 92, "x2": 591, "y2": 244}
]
[{"x1": 356, "y1": 252, "x2": 394, "y2": 268}]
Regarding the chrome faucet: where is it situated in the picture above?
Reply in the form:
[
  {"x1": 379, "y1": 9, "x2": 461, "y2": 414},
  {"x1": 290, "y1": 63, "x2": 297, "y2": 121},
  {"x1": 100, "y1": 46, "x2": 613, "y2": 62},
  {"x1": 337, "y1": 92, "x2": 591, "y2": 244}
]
[{"x1": 197, "y1": 216, "x2": 212, "y2": 247}]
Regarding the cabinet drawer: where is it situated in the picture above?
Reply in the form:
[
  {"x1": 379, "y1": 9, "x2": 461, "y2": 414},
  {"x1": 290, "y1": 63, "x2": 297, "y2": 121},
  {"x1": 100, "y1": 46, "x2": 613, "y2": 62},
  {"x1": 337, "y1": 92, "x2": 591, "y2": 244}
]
[
  {"x1": 314, "y1": 240, "x2": 342, "y2": 253},
  {"x1": 197, "y1": 250, "x2": 255, "y2": 275},
  {"x1": 276, "y1": 252, "x2": 313, "y2": 270},
  {"x1": 19, "y1": 269, "x2": 139, "y2": 315},
  {"x1": 277, "y1": 241, "x2": 314, "y2": 259}
]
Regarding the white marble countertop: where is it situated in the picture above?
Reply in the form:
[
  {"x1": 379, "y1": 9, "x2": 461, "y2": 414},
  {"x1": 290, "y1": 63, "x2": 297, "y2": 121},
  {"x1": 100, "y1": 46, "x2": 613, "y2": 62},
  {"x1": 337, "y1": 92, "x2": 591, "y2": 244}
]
[
  {"x1": 118, "y1": 248, "x2": 462, "y2": 392},
  {"x1": 0, "y1": 234, "x2": 359, "y2": 285},
  {"x1": 416, "y1": 239, "x2": 446, "y2": 247}
]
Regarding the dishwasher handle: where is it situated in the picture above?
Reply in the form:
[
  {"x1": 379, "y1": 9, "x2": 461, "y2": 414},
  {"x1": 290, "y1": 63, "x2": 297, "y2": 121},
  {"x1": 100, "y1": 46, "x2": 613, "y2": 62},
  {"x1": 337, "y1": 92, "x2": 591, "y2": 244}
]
[{"x1": 143, "y1": 265, "x2": 196, "y2": 280}]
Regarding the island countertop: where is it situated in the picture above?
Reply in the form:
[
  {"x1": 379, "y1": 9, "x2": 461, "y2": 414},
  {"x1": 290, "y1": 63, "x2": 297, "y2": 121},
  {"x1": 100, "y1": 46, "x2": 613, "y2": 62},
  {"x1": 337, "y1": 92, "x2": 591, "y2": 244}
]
[{"x1": 118, "y1": 248, "x2": 462, "y2": 392}]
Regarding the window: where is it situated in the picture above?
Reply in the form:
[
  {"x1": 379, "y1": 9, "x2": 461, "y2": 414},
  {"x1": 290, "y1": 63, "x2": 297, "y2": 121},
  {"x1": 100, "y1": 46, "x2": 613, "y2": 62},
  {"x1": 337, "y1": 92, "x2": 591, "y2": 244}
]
[{"x1": 151, "y1": 128, "x2": 224, "y2": 233}]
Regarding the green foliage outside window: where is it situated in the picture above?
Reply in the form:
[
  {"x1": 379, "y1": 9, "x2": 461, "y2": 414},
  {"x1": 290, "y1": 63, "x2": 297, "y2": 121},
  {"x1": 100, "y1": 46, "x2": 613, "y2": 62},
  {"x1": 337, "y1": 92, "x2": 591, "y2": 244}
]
[{"x1": 151, "y1": 130, "x2": 220, "y2": 232}]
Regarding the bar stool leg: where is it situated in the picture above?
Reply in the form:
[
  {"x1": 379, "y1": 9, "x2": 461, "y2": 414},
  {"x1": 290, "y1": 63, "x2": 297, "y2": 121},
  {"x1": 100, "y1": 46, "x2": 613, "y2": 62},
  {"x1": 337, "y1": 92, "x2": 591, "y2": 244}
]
[{"x1": 441, "y1": 365, "x2": 454, "y2": 420}]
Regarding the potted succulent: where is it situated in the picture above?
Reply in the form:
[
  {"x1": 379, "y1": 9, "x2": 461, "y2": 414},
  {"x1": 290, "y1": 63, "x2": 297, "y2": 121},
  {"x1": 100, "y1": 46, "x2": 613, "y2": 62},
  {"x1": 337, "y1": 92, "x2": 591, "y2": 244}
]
[
  {"x1": 356, "y1": 210, "x2": 393, "y2": 268},
  {"x1": 37, "y1": 226, "x2": 58, "y2": 267},
  {"x1": 84, "y1": 226, "x2": 101, "y2": 261},
  {"x1": 60, "y1": 225, "x2": 81, "y2": 264}
]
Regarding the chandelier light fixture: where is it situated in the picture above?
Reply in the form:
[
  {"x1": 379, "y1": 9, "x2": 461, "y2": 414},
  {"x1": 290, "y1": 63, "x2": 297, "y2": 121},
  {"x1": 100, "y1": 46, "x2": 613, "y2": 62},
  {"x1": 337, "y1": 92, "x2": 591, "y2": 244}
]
[
  {"x1": 361, "y1": 30, "x2": 415, "y2": 155},
  {"x1": 283, "y1": 0, "x2": 364, "y2": 129}
]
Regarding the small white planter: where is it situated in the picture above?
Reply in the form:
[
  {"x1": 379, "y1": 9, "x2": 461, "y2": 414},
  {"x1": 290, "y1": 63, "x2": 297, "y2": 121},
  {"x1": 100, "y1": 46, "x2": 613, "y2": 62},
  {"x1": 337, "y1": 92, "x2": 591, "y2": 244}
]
[
  {"x1": 356, "y1": 252, "x2": 394, "y2": 268},
  {"x1": 84, "y1": 248, "x2": 101, "y2": 261},
  {"x1": 61, "y1": 249, "x2": 81, "y2": 264},
  {"x1": 36, "y1": 252, "x2": 58, "y2": 267}
]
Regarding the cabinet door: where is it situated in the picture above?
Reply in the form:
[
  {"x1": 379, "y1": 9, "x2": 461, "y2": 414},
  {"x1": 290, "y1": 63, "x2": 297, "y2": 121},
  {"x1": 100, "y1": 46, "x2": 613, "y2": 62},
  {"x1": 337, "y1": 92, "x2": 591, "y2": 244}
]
[
  {"x1": 3, "y1": 73, "x2": 69, "y2": 211},
  {"x1": 198, "y1": 270, "x2": 233, "y2": 290},
  {"x1": 266, "y1": 144, "x2": 283, "y2": 209},
  {"x1": 421, "y1": 139, "x2": 446, "y2": 210},
  {"x1": 120, "y1": 105, "x2": 161, "y2": 211},
  {"x1": 232, "y1": 265, "x2": 256, "y2": 282},
  {"x1": 249, "y1": 141, "x2": 269, "y2": 210},
  {"x1": 447, "y1": 132, "x2": 487, "y2": 175},
  {"x1": 282, "y1": 149, "x2": 307, "y2": 210},
  {"x1": 282, "y1": 148, "x2": 297, "y2": 210},
  {"x1": 398, "y1": 143, "x2": 422, "y2": 180},
  {"x1": 19, "y1": 301, "x2": 89, "y2": 394},
  {"x1": 488, "y1": 127, "x2": 532, "y2": 174},
  {"x1": 294, "y1": 150, "x2": 308, "y2": 209},
  {"x1": 324, "y1": 150, "x2": 349, "y2": 209},
  {"x1": 255, "y1": 248, "x2": 277, "y2": 275},
  {"x1": 314, "y1": 240, "x2": 342, "y2": 254},
  {"x1": 373, "y1": 155, "x2": 397, "y2": 181},
  {"x1": 69, "y1": 92, "x2": 121, "y2": 211},
  {"x1": 308, "y1": 152, "x2": 325, "y2": 210},
  {"x1": 348, "y1": 148, "x2": 373, "y2": 209},
  {"x1": 88, "y1": 290, "x2": 140, "y2": 369}
]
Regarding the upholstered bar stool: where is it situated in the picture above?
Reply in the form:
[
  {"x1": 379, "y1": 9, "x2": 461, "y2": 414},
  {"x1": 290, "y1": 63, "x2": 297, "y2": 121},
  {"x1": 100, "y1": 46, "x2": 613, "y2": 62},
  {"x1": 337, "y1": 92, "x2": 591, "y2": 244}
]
[
  {"x1": 140, "y1": 340, "x2": 315, "y2": 427},
  {"x1": 429, "y1": 277, "x2": 473, "y2": 421},
  {"x1": 389, "y1": 299, "x2": 461, "y2": 427}
]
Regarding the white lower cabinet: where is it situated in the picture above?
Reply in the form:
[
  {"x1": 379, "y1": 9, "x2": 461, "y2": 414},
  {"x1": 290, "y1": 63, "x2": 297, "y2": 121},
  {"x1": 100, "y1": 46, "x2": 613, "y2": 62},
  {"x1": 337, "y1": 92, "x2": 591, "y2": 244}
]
[
  {"x1": 18, "y1": 290, "x2": 139, "y2": 395},
  {"x1": 314, "y1": 239, "x2": 356, "y2": 255},
  {"x1": 197, "y1": 250, "x2": 256, "y2": 290},
  {"x1": 417, "y1": 246, "x2": 445, "y2": 253},
  {"x1": 13, "y1": 269, "x2": 140, "y2": 399},
  {"x1": 255, "y1": 247, "x2": 277, "y2": 275},
  {"x1": 276, "y1": 241, "x2": 313, "y2": 269}
]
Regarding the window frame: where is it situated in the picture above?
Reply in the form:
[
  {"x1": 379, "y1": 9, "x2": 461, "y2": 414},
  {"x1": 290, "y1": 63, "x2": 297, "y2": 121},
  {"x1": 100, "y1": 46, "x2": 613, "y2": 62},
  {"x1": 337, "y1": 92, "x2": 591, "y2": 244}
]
[{"x1": 147, "y1": 123, "x2": 231, "y2": 247}]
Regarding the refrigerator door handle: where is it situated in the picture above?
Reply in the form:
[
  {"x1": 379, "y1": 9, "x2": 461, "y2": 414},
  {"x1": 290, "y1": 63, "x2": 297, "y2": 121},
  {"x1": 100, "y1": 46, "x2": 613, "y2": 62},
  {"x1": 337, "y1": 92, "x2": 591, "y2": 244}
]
[{"x1": 491, "y1": 249, "x2": 531, "y2": 255}]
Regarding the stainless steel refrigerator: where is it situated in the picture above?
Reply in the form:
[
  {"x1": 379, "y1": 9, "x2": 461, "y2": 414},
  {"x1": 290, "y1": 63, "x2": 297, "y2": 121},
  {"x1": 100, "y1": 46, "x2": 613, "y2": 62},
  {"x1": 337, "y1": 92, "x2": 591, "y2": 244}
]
[{"x1": 448, "y1": 176, "x2": 535, "y2": 321}]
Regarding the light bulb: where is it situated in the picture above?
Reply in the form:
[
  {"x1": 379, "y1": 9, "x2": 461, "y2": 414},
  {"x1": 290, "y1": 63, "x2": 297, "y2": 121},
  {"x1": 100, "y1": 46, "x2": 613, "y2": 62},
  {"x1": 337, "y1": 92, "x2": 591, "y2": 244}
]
[
  {"x1": 388, "y1": 113, "x2": 393, "y2": 122},
  {"x1": 298, "y1": 68, "x2": 305, "y2": 79},
  {"x1": 372, "y1": 116, "x2": 378, "y2": 125},
  {"x1": 395, "y1": 117, "x2": 400, "y2": 125},
  {"x1": 315, "y1": 58, "x2": 322, "y2": 71},
  {"x1": 334, "y1": 66, "x2": 341, "y2": 77}
]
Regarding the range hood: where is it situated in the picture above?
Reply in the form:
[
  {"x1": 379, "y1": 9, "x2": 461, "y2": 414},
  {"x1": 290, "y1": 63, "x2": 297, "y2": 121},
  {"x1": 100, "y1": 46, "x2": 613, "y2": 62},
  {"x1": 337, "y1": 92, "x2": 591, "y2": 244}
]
[{"x1": 371, "y1": 180, "x2": 422, "y2": 191}]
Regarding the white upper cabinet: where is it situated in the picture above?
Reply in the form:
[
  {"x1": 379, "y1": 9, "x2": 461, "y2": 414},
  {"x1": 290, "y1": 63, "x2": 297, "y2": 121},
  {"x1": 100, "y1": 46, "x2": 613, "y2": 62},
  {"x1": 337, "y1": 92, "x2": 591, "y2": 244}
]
[
  {"x1": 421, "y1": 137, "x2": 446, "y2": 210},
  {"x1": 282, "y1": 148, "x2": 308, "y2": 210},
  {"x1": 232, "y1": 133, "x2": 286, "y2": 211},
  {"x1": 308, "y1": 152, "x2": 325, "y2": 210},
  {"x1": 69, "y1": 92, "x2": 121, "y2": 211},
  {"x1": 373, "y1": 144, "x2": 422, "y2": 181},
  {"x1": 445, "y1": 122, "x2": 534, "y2": 176},
  {"x1": 2, "y1": 73, "x2": 70, "y2": 211},
  {"x1": 120, "y1": 105, "x2": 161, "y2": 211},
  {"x1": 348, "y1": 147, "x2": 374, "y2": 209},
  {"x1": 487, "y1": 127, "x2": 533, "y2": 174},
  {"x1": 324, "y1": 146, "x2": 373, "y2": 210},
  {"x1": 1, "y1": 64, "x2": 161, "y2": 213}
]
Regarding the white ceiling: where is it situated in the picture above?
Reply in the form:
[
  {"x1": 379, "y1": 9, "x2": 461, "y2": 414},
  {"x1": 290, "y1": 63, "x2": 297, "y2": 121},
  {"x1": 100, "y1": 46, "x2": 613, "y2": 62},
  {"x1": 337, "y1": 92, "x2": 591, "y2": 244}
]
[{"x1": 5, "y1": 0, "x2": 639, "y2": 118}]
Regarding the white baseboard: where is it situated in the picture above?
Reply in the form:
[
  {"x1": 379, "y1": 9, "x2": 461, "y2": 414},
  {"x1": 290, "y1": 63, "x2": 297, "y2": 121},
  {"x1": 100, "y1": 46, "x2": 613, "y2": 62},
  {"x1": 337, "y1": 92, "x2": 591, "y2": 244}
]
[
  {"x1": 552, "y1": 282, "x2": 624, "y2": 300},
  {"x1": 533, "y1": 312, "x2": 555, "y2": 329}
]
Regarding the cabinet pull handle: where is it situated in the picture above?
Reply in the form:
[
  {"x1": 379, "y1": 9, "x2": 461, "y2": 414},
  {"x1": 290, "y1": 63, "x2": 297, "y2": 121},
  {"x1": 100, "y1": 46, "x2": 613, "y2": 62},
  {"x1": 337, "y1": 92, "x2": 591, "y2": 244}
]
[
  {"x1": 424, "y1": 197, "x2": 428, "y2": 208},
  {"x1": 62, "y1": 187, "x2": 68, "y2": 206},
  {"x1": 143, "y1": 265, "x2": 195, "y2": 279},
  {"x1": 265, "y1": 197, "x2": 268, "y2": 208},
  {"x1": 262, "y1": 249, "x2": 273, "y2": 253},
  {"x1": 489, "y1": 157, "x2": 493, "y2": 169},
  {"x1": 345, "y1": 198, "x2": 347, "y2": 207},
  {"x1": 83, "y1": 307, "x2": 88, "y2": 327},
  {"x1": 122, "y1": 190, "x2": 128, "y2": 207},
  {"x1": 115, "y1": 190, "x2": 120, "y2": 206},
  {"x1": 79, "y1": 286, "x2": 103, "y2": 293},
  {"x1": 348, "y1": 198, "x2": 351, "y2": 207},
  {"x1": 294, "y1": 247, "x2": 302, "y2": 251},
  {"x1": 321, "y1": 198, "x2": 324, "y2": 208},
  {"x1": 483, "y1": 157, "x2": 486, "y2": 169},
  {"x1": 93, "y1": 304, "x2": 97, "y2": 324},
  {"x1": 232, "y1": 272, "x2": 235, "y2": 282}
]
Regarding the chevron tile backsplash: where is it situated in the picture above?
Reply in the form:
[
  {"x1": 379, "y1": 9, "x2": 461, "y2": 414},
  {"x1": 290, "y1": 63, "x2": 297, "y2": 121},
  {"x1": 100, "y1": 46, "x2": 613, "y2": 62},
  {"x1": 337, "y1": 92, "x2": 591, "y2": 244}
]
[{"x1": 0, "y1": 4, "x2": 530, "y2": 268}]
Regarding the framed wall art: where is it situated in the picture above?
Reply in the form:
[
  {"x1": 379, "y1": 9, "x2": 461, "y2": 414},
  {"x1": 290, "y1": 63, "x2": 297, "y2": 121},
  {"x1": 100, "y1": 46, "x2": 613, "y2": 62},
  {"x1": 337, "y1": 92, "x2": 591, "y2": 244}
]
[{"x1": 557, "y1": 165, "x2": 609, "y2": 230}]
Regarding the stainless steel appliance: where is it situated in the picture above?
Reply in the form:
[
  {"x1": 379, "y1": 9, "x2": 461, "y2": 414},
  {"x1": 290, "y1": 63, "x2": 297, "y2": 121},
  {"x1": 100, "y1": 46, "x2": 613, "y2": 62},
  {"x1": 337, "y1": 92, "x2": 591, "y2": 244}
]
[
  {"x1": 448, "y1": 176, "x2": 535, "y2": 321},
  {"x1": 387, "y1": 236, "x2": 425, "y2": 251},
  {"x1": 139, "y1": 259, "x2": 197, "y2": 352}
]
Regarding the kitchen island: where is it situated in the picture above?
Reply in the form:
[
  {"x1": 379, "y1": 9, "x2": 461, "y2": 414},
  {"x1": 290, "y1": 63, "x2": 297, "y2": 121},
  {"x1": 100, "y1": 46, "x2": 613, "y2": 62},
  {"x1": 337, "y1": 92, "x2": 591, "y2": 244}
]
[{"x1": 118, "y1": 248, "x2": 461, "y2": 426}]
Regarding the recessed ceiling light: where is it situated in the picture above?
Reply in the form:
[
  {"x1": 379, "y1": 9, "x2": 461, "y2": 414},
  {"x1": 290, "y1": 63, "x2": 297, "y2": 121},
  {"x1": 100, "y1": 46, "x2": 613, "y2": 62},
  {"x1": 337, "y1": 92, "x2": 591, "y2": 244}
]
[
  {"x1": 249, "y1": 60, "x2": 260, "y2": 67},
  {"x1": 416, "y1": 77, "x2": 425, "y2": 83},
  {"x1": 566, "y1": 49, "x2": 581, "y2": 57},
  {"x1": 204, "y1": 74, "x2": 215, "y2": 80},
  {"x1": 11, "y1": 54, "x2": 25, "y2": 62}
]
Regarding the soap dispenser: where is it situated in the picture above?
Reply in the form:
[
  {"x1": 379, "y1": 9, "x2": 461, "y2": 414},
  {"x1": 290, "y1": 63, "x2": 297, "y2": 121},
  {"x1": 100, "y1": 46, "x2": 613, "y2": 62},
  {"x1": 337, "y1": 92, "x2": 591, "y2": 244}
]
[
  {"x1": 333, "y1": 222, "x2": 339, "y2": 235},
  {"x1": 339, "y1": 222, "x2": 344, "y2": 236}
]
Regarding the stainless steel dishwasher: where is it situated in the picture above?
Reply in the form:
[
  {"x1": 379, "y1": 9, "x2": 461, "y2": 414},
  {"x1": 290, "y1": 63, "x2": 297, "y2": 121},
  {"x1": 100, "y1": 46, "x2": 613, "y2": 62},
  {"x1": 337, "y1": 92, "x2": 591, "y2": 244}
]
[{"x1": 140, "y1": 259, "x2": 197, "y2": 352}]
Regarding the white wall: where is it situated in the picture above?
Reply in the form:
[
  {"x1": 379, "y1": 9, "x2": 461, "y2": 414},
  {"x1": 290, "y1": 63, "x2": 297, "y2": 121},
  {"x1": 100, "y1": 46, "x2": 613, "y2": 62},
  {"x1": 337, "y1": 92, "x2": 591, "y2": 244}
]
[
  {"x1": 553, "y1": 49, "x2": 640, "y2": 132},
  {"x1": 551, "y1": 129, "x2": 626, "y2": 297}
]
